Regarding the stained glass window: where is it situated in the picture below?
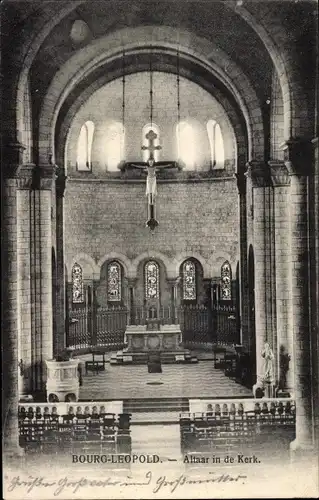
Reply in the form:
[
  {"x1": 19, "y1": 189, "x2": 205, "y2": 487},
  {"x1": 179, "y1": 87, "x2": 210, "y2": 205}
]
[
  {"x1": 77, "y1": 120, "x2": 94, "y2": 170},
  {"x1": 145, "y1": 261, "x2": 159, "y2": 300},
  {"x1": 72, "y1": 263, "x2": 84, "y2": 303},
  {"x1": 182, "y1": 260, "x2": 196, "y2": 300},
  {"x1": 107, "y1": 261, "x2": 121, "y2": 301},
  {"x1": 221, "y1": 261, "x2": 232, "y2": 300}
]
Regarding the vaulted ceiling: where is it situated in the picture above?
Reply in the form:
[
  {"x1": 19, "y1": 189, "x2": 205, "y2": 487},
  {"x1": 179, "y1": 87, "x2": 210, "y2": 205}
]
[{"x1": 1, "y1": 0, "x2": 316, "y2": 154}]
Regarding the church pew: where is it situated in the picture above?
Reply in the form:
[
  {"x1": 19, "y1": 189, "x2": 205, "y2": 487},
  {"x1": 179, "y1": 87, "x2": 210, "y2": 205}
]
[
  {"x1": 180, "y1": 398, "x2": 296, "y2": 455},
  {"x1": 18, "y1": 402, "x2": 131, "y2": 454}
]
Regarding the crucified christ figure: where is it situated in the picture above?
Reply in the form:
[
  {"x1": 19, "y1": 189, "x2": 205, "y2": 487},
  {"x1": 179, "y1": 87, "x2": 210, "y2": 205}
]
[{"x1": 126, "y1": 129, "x2": 180, "y2": 229}]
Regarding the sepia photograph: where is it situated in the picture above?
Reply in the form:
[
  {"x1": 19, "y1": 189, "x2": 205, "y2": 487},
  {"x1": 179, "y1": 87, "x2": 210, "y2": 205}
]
[{"x1": 1, "y1": 0, "x2": 318, "y2": 498}]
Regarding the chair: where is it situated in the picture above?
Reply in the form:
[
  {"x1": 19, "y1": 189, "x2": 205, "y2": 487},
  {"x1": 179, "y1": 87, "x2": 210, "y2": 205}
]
[
  {"x1": 42, "y1": 420, "x2": 59, "y2": 454},
  {"x1": 212, "y1": 346, "x2": 226, "y2": 369},
  {"x1": 85, "y1": 349, "x2": 106, "y2": 374},
  {"x1": 147, "y1": 352, "x2": 162, "y2": 373}
]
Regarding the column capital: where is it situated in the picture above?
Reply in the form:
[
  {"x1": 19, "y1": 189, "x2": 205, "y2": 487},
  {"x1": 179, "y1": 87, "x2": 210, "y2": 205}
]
[
  {"x1": 16, "y1": 164, "x2": 35, "y2": 190},
  {"x1": 55, "y1": 167, "x2": 67, "y2": 197},
  {"x1": 234, "y1": 170, "x2": 247, "y2": 195},
  {"x1": 125, "y1": 277, "x2": 137, "y2": 288},
  {"x1": 210, "y1": 277, "x2": 220, "y2": 287},
  {"x1": 2, "y1": 141, "x2": 25, "y2": 179},
  {"x1": 33, "y1": 163, "x2": 57, "y2": 190},
  {"x1": 268, "y1": 161, "x2": 290, "y2": 186},
  {"x1": 167, "y1": 277, "x2": 181, "y2": 287},
  {"x1": 281, "y1": 139, "x2": 313, "y2": 176},
  {"x1": 245, "y1": 160, "x2": 271, "y2": 188}
]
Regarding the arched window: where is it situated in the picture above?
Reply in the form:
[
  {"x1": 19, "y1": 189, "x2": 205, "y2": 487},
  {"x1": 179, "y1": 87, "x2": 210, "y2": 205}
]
[
  {"x1": 176, "y1": 121, "x2": 195, "y2": 169},
  {"x1": 142, "y1": 124, "x2": 160, "y2": 162},
  {"x1": 182, "y1": 260, "x2": 196, "y2": 300},
  {"x1": 221, "y1": 261, "x2": 232, "y2": 300},
  {"x1": 107, "y1": 261, "x2": 122, "y2": 301},
  {"x1": 144, "y1": 260, "x2": 159, "y2": 300},
  {"x1": 72, "y1": 263, "x2": 84, "y2": 303},
  {"x1": 77, "y1": 120, "x2": 94, "y2": 170},
  {"x1": 106, "y1": 122, "x2": 125, "y2": 171},
  {"x1": 207, "y1": 120, "x2": 225, "y2": 169}
]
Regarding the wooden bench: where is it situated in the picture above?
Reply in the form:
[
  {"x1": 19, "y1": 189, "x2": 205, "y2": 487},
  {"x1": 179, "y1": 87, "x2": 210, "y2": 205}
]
[
  {"x1": 18, "y1": 407, "x2": 132, "y2": 455},
  {"x1": 180, "y1": 401, "x2": 296, "y2": 455}
]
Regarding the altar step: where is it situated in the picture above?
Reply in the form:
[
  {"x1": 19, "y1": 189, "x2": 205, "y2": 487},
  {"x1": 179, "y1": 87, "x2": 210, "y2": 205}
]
[
  {"x1": 110, "y1": 350, "x2": 198, "y2": 364},
  {"x1": 131, "y1": 424, "x2": 182, "y2": 461},
  {"x1": 129, "y1": 411, "x2": 182, "y2": 424},
  {"x1": 123, "y1": 397, "x2": 189, "y2": 416}
]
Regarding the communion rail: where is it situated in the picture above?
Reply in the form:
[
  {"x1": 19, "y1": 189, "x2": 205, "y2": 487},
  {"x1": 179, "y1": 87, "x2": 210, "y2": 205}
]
[
  {"x1": 180, "y1": 398, "x2": 296, "y2": 457},
  {"x1": 67, "y1": 304, "x2": 238, "y2": 350},
  {"x1": 18, "y1": 402, "x2": 131, "y2": 455}
]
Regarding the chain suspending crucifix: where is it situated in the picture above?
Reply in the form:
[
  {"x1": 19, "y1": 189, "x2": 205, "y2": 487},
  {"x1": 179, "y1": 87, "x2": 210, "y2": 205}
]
[{"x1": 126, "y1": 129, "x2": 180, "y2": 230}]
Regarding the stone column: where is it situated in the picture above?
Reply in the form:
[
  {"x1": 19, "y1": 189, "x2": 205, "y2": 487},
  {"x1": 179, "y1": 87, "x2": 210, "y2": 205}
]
[
  {"x1": 235, "y1": 169, "x2": 249, "y2": 350},
  {"x1": 311, "y1": 136, "x2": 319, "y2": 447},
  {"x1": 2, "y1": 142, "x2": 25, "y2": 456},
  {"x1": 246, "y1": 161, "x2": 275, "y2": 388},
  {"x1": 269, "y1": 161, "x2": 293, "y2": 394},
  {"x1": 30, "y1": 163, "x2": 55, "y2": 396},
  {"x1": 124, "y1": 278, "x2": 131, "y2": 326},
  {"x1": 167, "y1": 278, "x2": 180, "y2": 324},
  {"x1": 283, "y1": 140, "x2": 314, "y2": 452},
  {"x1": 17, "y1": 165, "x2": 34, "y2": 398},
  {"x1": 55, "y1": 168, "x2": 67, "y2": 355},
  {"x1": 210, "y1": 278, "x2": 219, "y2": 343},
  {"x1": 126, "y1": 278, "x2": 137, "y2": 324}
]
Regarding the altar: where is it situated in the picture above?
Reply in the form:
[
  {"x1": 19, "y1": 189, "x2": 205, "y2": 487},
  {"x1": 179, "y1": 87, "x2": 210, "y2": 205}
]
[{"x1": 111, "y1": 324, "x2": 197, "y2": 364}]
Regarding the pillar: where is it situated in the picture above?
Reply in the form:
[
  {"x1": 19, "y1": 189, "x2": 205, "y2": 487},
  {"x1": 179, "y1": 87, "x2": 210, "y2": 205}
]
[
  {"x1": 55, "y1": 168, "x2": 67, "y2": 355},
  {"x1": 30, "y1": 163, "x2": 55, "y2": 396},
  {"x1": 17, "y1": 164, "x2": 34, "y2": 398},
  {"x1": 311, "y1": 136, "x2": 319, "y2": 447},
  {"x1": 2, "y1": 142, "x2": 25, "y2": 456},
  {"x1": 235, "y1": 169, "x2": 249, "y2": 350},
  {"x1": 246, "y1": 161, "x2": 275, "y2": 387},
  {"x1": 283, "y1": 140, "x2": 314, "y2": 452},
  {"x1": 126, "y1": 278, "x2": 137, "y2": 324},
  {"x1": 269, "y1": 161, "x2": 293, "y2": 394},
  {"x1": 167, "y1": 278, "x2": 180, "y2": 324}
]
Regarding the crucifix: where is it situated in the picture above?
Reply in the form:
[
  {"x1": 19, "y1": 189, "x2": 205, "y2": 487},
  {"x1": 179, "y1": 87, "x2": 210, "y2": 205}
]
[{"x1": 127, "y1": 129, "x2": 180, "y2": 230}]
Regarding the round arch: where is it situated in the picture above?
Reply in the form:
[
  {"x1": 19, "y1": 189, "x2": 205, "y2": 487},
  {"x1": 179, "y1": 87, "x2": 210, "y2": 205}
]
[
  {"x1": 174, "y1": 252, "x2": 211, "y2": 279},
  {"x1": 210, "y1": 251, "x2": 235, "y2": 278},
  {"x1": 97, "y1": 252, "x2": 135, "y2": 279},
  {"x1": 11, "y1": 1, "x2": 308, "y2": 157},
  {"x1": 38, "y1": 26, "x2": 264, "y2": 164},
  {"x1": 132, "y1": 251, "x2": 175, "y2": 279},
  {"x1": 66, "y1": 253, "x2": 99, "y2": 281},
  {"x1": 59, "y1": 61, "x2": 241, "y2": 173}
]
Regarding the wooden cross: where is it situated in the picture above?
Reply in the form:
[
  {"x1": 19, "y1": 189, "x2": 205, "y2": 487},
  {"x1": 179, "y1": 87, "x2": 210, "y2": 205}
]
[
  {"x1": 141, "y1": 130, "x2": 162, "y2": 165},
  {"x1": 121, "y1": 129, "x2": 181, "y2": 230}
]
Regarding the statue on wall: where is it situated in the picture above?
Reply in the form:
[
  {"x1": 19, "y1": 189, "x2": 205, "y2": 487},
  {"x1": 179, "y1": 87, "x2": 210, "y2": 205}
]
[
  {"x1": 253, "y1": 341, "x2": 275, "y2": 398},
  {"x1": 261, "y1": 342, "x2": 275, "y2": 384}
]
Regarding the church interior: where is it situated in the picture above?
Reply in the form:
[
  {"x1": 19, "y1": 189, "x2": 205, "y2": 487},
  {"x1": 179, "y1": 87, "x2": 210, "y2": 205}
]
[{"x1": 1, "y1": 0, "x2": 319, "y2": 483}]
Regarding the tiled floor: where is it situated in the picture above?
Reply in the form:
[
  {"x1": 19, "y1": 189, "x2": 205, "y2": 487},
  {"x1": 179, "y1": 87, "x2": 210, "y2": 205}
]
[{"x1": 79, "y1": 358, "x2": 252, "y2": 400}]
